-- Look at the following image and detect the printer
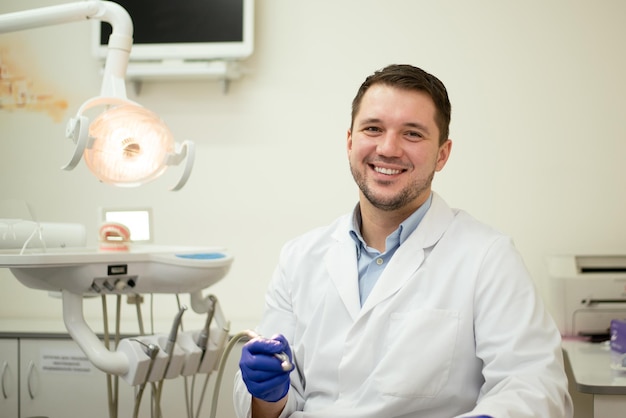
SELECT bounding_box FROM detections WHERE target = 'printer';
[548,254,626,338]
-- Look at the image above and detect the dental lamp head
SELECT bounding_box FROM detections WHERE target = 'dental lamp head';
[63,97,195,191]
[0,1,195,191]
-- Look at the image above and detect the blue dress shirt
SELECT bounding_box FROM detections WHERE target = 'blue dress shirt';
[349,194,433,305]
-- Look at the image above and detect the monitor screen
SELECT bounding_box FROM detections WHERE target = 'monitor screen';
[92,0,254,62]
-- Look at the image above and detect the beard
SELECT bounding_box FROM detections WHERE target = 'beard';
[350,161,435,212]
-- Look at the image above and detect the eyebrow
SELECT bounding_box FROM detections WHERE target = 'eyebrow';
[404,122,431,134]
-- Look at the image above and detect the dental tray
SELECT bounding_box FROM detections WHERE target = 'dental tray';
[0,245,233,294]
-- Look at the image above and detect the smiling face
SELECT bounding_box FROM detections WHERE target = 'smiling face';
[348,84,452,215]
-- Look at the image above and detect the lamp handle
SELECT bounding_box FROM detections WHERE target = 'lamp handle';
[168,140,196,191]
[61,115,89,171]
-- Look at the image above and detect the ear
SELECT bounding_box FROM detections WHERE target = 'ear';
[346,129,353,153]
[435,139,452,172]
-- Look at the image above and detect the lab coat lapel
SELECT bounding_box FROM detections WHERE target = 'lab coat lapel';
[360,193,454,313]
[326,218,362,321]
[359,235,425,313]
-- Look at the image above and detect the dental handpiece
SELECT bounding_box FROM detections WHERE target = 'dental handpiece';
[196,295,217,352]
[273,352,292,372]
[143,343,160,380]
[130,340,160,383]
[245,330,293,372]
[165,305,187,355]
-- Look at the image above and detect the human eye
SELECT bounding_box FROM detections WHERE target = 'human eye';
[362,125,383,135]
[405,130,424,142]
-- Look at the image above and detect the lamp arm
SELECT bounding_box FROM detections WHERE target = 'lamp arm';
[0,1,133,98]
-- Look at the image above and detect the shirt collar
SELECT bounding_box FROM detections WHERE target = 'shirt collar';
[349,193,433,256]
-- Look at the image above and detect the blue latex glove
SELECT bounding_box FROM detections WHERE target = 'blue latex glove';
[240,334,293,402]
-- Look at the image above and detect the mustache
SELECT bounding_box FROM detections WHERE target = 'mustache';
[366,156,412,169]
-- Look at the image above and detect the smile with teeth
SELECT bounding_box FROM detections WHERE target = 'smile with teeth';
[374,166,403,175]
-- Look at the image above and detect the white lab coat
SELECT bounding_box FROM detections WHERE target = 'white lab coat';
[234,193,573,418]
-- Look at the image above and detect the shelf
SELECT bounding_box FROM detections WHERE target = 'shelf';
[122,60,246,94]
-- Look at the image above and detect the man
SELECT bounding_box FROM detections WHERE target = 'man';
[234,64,573,418]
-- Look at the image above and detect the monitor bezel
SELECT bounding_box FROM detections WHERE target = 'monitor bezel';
[91,0,254,62]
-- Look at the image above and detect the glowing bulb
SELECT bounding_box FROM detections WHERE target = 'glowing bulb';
[84,104,174,187]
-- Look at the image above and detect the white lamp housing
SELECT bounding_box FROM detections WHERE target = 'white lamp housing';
[0,1,194,190]
[63,96,195,190]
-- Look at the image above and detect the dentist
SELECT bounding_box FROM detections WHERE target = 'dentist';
[234,64,573,418]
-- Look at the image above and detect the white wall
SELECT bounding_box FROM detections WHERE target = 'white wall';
[1,0,626,335]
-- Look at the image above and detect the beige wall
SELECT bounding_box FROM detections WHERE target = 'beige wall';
[1,0,626,335]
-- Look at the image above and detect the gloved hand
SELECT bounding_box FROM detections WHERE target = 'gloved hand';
[240,333,293,402]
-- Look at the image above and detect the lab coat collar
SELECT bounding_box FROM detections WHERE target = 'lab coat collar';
[327,192,454,320]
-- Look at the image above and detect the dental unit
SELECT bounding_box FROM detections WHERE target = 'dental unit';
[0,2,251,417]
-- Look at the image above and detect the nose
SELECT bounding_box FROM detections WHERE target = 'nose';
[376,132,403,157]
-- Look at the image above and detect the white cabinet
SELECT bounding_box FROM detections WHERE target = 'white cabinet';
[0,339,18,418]
[17,338,183,418]
[19,338,110,418]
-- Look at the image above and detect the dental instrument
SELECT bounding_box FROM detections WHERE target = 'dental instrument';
[245,330,294,372]
[165,305,187,357]
[207,330,294,418]
[196,295,217,357]
[131,341,160,418]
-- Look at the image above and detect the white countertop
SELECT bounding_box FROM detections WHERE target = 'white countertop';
[562,339,626,395]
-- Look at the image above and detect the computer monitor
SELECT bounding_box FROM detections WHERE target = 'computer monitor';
[92,0,254,62]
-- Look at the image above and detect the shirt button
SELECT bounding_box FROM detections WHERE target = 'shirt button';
[376,258,383,265]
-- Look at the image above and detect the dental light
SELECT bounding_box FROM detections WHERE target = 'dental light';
[0,0,194,190]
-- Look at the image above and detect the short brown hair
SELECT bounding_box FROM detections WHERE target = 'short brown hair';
[351,64,451,144]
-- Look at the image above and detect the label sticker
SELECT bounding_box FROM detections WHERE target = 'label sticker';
[40,348,93,374]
